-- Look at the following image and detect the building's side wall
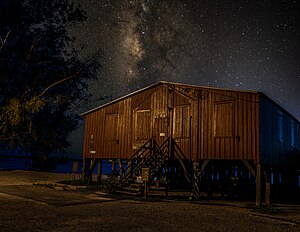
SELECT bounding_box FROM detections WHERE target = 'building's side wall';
[197,89,260,163]
[259,95,300,166]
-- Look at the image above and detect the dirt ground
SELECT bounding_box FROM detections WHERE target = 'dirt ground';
[0,170,299,232]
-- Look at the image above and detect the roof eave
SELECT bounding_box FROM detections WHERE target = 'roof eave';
[81,81,261,117]
[81,82,163,116]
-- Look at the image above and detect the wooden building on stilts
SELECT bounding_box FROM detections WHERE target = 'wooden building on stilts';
[81,81,300,204]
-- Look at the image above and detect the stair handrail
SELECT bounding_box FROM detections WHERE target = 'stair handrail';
[112,138,153,177]
[172,139,200,197]
[172,139,192,184]
[172,139,189,160]
[120,149,153,184]
[144,140,168,173]
[121,138,170,184]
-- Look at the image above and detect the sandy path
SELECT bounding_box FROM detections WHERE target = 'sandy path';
[0,170,69,185]
[0,170,299,232]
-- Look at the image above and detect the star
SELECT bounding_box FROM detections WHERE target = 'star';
[69,0,300,120]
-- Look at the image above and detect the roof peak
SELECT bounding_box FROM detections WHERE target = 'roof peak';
[81,81,261,116]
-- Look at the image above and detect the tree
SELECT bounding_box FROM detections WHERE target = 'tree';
[0,0,100,170]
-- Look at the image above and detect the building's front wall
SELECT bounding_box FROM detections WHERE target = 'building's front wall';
[83,84,194,160]
[83,84,260,164]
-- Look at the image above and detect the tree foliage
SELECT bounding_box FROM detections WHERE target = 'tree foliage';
[0,0,100,169]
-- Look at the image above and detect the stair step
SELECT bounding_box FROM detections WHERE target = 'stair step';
[129,183,142,189]
[123,187,142,192]
[150,186,166,191]
[116,189,141,196]
[117,184,143,196]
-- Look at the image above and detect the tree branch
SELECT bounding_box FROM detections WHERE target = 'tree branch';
[38,70,82,98]
[38,55,98,98]
[0,31,11,50]
[26,33,44,61]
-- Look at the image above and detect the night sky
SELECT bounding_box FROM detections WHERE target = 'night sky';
[69,0,300,120]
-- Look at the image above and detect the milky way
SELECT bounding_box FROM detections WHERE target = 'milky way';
[69,0,300,120]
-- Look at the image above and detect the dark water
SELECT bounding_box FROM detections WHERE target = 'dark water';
[0,157,31,171]
[0,157,113,174]
[1,157,299,187]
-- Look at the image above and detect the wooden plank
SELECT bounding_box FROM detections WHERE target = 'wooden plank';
[208,91,212,158]
[242,96,247,160]
[235,93,240,160]
[251,94,257,160]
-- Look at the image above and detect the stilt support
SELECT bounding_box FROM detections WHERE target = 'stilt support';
[97,160,102,183]
[111,160,115,173]
[256,164,262,206]
[82,158,87,176]
[263,170,270,206]
[118,159,123,177]
[127,160,132,179]
[192,160,209,200]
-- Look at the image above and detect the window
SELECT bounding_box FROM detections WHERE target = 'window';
[291,119,295,147]
[173,105,190,138]
[135,110,151,141]
[213,101,234,137]
[277,111,283,142]
[104,114,118,141]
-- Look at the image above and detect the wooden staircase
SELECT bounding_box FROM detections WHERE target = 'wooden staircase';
[104,138,201,198]
[111,138,169,186]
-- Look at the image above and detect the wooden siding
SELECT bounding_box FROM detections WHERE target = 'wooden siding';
[83,84,193,160]
[259,95,300,166]
[197,89,260,164]
[83,98,133,159]
[83,82,300,167]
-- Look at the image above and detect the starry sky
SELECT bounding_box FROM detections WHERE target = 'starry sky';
[69,0,300,121]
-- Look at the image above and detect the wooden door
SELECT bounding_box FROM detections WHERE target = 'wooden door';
[173,105,191,158]
[153,117,168,146]
[212,100,236,158]
[134,109,151,149]
[103,113,118,157]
